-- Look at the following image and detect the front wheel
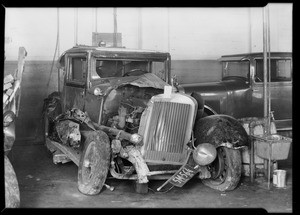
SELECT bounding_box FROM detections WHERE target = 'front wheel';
[78,130,111,195]
[202,147,241,192]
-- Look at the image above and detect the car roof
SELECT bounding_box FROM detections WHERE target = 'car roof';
[218,52,292,61]
[60,45,169,59]
[57,45,170,68]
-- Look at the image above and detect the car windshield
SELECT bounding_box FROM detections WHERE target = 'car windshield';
[91,59,166,81]
[222,61,250,79]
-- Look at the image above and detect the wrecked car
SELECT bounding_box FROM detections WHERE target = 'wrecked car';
[43,45,249,195]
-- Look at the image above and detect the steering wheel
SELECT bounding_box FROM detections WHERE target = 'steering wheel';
[122,69,148,77]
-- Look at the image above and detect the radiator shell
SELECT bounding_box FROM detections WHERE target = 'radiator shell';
[138,93,197,165]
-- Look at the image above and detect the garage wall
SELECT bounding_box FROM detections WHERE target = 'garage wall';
[5,5,292,61]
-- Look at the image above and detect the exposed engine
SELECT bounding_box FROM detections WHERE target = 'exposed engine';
[105,85,163,134]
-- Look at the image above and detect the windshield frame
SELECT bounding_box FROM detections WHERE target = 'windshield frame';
[90,57,168,82]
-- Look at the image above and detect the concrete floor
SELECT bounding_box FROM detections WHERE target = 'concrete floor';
[7,140,292,212]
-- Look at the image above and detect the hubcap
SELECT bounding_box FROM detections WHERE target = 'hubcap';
[82,141,97,182]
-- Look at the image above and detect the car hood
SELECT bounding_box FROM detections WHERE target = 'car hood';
[108,73,169,89]
[89,73,169,96]
[181,78,249,95]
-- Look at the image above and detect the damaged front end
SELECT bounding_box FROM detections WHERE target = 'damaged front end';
[44,74,205,193]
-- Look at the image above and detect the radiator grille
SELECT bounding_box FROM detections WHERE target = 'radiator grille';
[143,101,191,164]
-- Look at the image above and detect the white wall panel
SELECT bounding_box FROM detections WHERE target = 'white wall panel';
[4,5,292,61]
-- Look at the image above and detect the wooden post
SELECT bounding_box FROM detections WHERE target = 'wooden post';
[15,47,27,117]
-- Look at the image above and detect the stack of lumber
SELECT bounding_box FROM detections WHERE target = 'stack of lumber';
[3,74,19,107]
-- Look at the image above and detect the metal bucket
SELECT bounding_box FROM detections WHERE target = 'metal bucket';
[273,170,287,188]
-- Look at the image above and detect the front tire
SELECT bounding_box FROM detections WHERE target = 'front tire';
[78,130,111,195]
[5,155,20,208]
[202,147,241,192]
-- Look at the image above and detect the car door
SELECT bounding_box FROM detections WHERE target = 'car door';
[62,53,87,112]
[251,56,292,130]
[83,58,121,124]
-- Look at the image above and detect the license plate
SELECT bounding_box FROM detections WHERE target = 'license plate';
[169,163,200,187]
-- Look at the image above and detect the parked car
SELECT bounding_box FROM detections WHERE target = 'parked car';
[43,45,249,195]
[181,52,292,134]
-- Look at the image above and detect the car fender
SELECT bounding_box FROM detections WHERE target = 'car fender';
[193,114,250,149]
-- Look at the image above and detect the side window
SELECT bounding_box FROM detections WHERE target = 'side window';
[68,57,86,82]
[255,59,292,82]
[276,60,292,81]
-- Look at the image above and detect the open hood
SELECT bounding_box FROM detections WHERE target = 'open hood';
[93,73,170,91]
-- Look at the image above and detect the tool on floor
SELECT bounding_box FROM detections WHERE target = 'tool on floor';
[104,183,115,191]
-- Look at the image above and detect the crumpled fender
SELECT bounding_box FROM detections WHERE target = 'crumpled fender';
[43,91,62,121]
[193,114,250,149]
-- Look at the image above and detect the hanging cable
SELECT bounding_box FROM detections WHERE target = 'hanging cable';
[46,8,60,97]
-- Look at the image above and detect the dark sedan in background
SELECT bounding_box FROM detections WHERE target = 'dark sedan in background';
[182,52,292,134]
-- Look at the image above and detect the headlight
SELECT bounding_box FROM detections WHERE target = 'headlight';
[93,87,103,96]
[130,133,143,145]
[193,143,217,166]
[3,111,15,127]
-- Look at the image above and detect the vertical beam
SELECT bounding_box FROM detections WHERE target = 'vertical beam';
[74,8,78,46]
[57,8,60,57]
[95,8,98,33]
[138,8,142,49]
[267,5,271,134]
[113,8,117,47]
[248,8,252,53]
[167,8,170,53]
[263,7,268,128]
[57,8,60,92]
[263,4,271,190]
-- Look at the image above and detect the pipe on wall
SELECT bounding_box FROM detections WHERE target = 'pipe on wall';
[113,8,117,47]
[74,8,78,46]
[138,8,142,49]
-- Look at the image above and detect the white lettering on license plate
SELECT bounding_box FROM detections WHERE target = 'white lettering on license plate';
[170,165,198,186]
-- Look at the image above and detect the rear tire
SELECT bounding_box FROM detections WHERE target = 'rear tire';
[5,155,20,208]
[202,147,241,192]
[78,130,111,195]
